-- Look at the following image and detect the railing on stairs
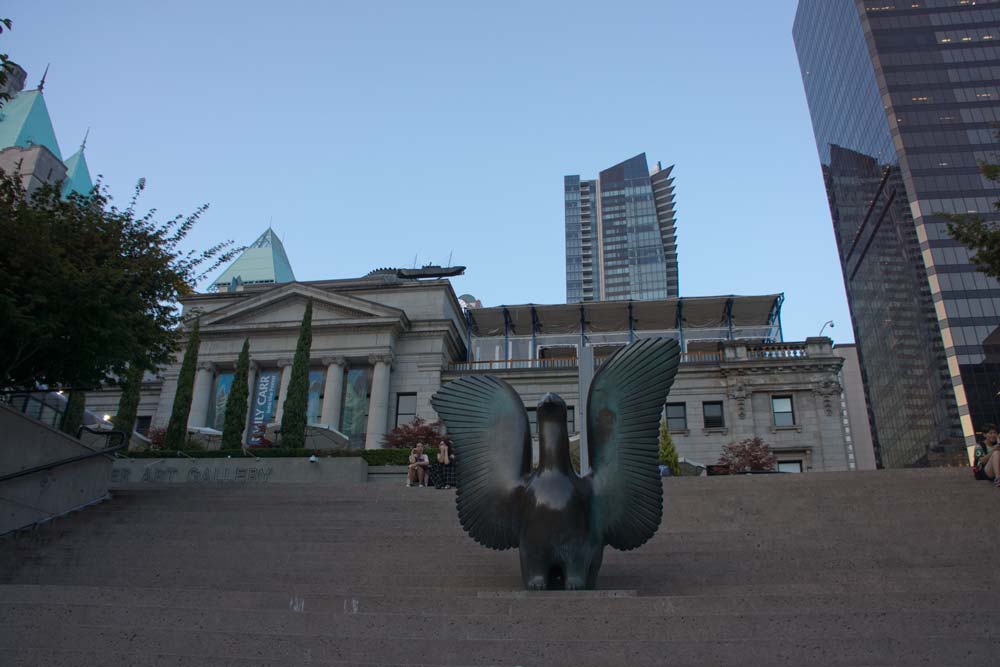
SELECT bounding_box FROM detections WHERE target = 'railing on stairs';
[0,434,126,485]
[0,392,128,484]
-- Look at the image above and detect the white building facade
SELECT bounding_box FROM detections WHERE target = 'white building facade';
[85,273,873,472]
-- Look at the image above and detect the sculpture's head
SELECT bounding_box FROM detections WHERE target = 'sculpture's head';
[537,392,567,420]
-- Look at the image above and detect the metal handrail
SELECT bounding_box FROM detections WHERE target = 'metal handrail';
[77,426,127,448]
[0,441,126,484]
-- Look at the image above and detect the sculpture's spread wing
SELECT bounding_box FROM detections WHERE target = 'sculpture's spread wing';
[588,338,680,551]
[431,375,531,550]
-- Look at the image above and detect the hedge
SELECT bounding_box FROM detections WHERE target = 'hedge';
[121,447,439,467]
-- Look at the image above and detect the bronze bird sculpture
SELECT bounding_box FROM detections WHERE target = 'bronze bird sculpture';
[431,338,680,590]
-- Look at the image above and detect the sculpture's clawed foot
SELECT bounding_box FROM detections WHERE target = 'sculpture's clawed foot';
[526,576,547,591]
[566,577,586,591]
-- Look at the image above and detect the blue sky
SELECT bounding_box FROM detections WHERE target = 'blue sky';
[5,0,851,343]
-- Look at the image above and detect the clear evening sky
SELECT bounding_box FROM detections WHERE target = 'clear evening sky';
[6,0,851,343]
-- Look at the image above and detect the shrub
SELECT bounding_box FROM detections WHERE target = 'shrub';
[717,437,777,474]
[280,301,313,448]
[61,390,86,436]
[658,417,680,476]
[221,338,251,450]
[381,417,451,449]
[112,363,144,446]
[165,319,200,449]
[146,426,167,449]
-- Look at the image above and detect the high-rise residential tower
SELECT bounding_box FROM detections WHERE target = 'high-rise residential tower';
[793,0,1000,467]
[565,153,678,303]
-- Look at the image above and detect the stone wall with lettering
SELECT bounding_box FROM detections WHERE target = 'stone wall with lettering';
[110,457,367,488]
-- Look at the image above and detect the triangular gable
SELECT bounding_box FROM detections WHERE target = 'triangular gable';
[0,90,62,159]
[200,283,405,328]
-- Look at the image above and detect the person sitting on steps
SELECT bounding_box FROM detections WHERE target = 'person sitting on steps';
[407,443,430,487]
[433,439,456,490]
[974,424,1000,486]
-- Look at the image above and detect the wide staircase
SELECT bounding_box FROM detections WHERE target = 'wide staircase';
[0,468,997,665]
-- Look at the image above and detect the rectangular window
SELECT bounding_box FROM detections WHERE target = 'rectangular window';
[778,460,803,474]
[395,393,417,428]
[666,403,687,431]
[703,401,725,429]
[526,407,538,436]
[772,396,795,427]
[135,416,152,436]
[567,406,576,434]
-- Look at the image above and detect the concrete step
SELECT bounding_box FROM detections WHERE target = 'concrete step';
[7,584,1000,616]
[3,565,994,601]
[2,624,997,666]
[4,601,999,641]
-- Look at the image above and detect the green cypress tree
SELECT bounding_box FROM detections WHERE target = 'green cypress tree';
[280,301,313,448]
[112,363,144,447]
[222,338,251,450]
[165,319,200,450]
[61,390,86,437]
[658,416,680,476]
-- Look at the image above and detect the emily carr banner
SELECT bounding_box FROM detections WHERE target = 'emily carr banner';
[249,370,280,445]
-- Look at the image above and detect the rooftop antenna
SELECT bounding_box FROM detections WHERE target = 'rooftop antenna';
[447,250,453,267]
[412,253,418,268]
[38,64,49,92]
[80,127,90,151]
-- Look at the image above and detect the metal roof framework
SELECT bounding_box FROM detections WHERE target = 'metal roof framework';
[467,294,784,336]
[464,294,785,362]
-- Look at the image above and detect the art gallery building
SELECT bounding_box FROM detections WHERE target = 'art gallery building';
[84,232,875,473]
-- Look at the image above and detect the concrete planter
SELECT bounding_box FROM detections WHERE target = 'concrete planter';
[110,456,367,487]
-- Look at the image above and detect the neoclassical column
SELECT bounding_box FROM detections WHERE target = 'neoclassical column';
[364,353,394,450]
[187,362,215,429]
[273,359,294,424]
[320,356,347,429]
[241,362,259,444]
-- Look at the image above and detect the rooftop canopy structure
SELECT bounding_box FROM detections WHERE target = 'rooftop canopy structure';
[462,294,784,363]
[212,228,296,291]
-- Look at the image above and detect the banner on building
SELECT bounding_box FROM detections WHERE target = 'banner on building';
[307,369,324,424]
[209,373,235,431]
[249,370,280,445]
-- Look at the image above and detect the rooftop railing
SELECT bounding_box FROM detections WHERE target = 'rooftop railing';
[745,343,809,360]
[446,342,813,373]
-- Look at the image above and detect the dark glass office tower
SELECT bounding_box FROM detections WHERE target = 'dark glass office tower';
[565,153,678,303]
[794,0,1000,467]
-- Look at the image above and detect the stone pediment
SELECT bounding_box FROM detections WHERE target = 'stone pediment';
[201,283,405,328]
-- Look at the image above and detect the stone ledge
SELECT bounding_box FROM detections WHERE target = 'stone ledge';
[477,589,637,599]
[110,456,368,487]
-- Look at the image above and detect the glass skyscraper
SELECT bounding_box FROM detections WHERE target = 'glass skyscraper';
[565,153,678,303]
[794,0,1000,467]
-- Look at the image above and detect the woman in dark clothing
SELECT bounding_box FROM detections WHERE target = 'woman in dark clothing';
[974,424,1000,485]
[434,440,457,489]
